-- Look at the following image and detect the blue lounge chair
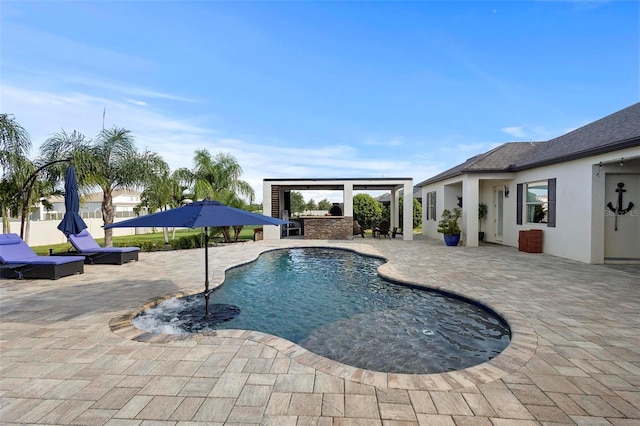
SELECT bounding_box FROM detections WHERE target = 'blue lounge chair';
[68,230,139,265]
[0,233,84,280]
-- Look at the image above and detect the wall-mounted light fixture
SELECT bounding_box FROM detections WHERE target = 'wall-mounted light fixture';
[504,185,510,198]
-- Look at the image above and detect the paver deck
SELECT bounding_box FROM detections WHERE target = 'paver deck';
[1,235,638,425]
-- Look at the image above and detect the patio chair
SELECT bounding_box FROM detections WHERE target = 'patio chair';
[392,227,403,238]
[353,220,365,238]
[378,221,391,239]
[282,210,302,237]
[371,221,380,239]
[0,233,84,280]
[67,230,139,265]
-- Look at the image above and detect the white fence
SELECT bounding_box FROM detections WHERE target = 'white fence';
[41,210,138,221]
[8,218,152,248]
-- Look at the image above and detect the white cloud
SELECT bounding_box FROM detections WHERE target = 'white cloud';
[501,126,526,138]
[1,85,208,151]
[455,142,488,153]
[362,137,404,147]
[126,99,149,107]
[70,76,199,103]
[2,83,437,204]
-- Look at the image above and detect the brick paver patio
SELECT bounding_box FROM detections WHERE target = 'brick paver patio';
[1,235,639,425]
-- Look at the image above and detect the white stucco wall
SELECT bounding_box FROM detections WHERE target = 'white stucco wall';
[419,146,640,263]
[477,176,514,245]
[514,162,592,262]
[420,176,463,241]
[591,148,640,263]
[15,218,146,248]
[421,173,514,246]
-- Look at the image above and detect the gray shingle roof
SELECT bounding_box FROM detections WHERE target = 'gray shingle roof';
[465,142,544,171]
[517,102,640,169]
[416,142,543,186]
[417,102,640,187]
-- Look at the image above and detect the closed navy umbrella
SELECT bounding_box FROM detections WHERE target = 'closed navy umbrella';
[57,165,87,237]
[104,200,289,314]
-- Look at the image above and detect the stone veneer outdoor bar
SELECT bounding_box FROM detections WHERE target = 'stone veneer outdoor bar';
[301,216,352,239]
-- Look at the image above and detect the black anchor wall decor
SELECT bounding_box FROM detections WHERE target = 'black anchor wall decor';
[606,182,635,231]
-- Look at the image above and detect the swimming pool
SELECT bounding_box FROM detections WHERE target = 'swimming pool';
[133,247,510,374]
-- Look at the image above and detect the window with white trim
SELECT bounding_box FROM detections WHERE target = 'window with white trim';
[517,179,556,227]
[526,180,548,223]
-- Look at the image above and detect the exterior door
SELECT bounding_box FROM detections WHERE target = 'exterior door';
[604,174,640,262]
[494,187,504,241]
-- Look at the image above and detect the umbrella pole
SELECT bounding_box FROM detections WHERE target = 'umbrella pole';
[204,227,210,316]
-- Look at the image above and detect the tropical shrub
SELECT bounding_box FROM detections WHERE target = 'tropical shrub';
[353,193,383,229]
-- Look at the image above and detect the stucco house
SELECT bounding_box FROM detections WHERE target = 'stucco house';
[417,102,640,264]
[40,189,142,220]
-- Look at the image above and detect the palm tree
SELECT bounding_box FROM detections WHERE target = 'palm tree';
[19,160,62,240]
[0,114,32,233]
[178,149,255,242]
[137,170,189,243]
[1,114,31,167]
[39,127,168,247]
[188,150,254,202]
[0,157,35,234]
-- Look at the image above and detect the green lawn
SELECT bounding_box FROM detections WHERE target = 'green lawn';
[33,227,258,256]
[32,225,420,255]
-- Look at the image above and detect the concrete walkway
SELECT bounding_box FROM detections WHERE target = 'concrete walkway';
[1,236,639,425]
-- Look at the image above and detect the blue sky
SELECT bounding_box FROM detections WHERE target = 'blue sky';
[1,1,638,203]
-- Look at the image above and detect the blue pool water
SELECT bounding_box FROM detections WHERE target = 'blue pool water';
[134,247,510,374]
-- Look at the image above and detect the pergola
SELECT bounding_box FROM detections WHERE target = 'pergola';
[262,177,414,241]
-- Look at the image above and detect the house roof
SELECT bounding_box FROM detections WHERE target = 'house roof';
[417,102,640,187]
[416,142,543,186]
[517,102,640,169]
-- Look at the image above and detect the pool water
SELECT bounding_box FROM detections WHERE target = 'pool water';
[134,247,510,374]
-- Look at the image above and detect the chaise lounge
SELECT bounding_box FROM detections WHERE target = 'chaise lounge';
[0,233,84,280]
[68,230,139,265]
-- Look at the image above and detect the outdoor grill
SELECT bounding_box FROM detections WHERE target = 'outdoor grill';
[329,204,343,216]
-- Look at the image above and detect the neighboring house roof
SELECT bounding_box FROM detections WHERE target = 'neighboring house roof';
[376,187,423,204]
[417,102,640,187]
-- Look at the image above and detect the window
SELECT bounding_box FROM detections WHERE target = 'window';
[426,191,436,221]
[517,178,556,227]
[526,181,548,223]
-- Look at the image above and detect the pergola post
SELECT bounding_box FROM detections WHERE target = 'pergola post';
[403,181,413,241]
[343,183,354,217]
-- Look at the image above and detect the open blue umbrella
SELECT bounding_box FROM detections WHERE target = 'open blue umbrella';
[57,164,87,237]
[104,200,289,314]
